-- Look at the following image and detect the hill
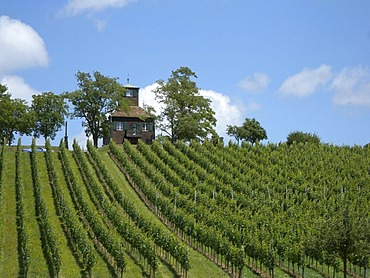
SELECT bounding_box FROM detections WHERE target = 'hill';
[0,139,369,278]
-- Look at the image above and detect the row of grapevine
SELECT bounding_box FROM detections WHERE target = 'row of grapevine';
[71,140,157,276]
[29,139,61,277]
[181,140,370,278]
[0,141,4,202]
[137,139,277,276]
[146,140,256,231]
[44,140,96,275]
[179,140,311,275]
[109,140,245,277]
[124,137,370,278]
[136,140,251,248]
[152,140,235,203]
[58,140,127,277]
[15,139,30,277]
[85,140,190,275]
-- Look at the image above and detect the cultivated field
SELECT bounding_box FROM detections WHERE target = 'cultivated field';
[0,139,369,278]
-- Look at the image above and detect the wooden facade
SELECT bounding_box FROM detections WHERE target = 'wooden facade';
[104,82,155,145]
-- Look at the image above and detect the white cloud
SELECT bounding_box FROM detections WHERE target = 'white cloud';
[0,16,48,74]
[71,130,92,150]
[200,89,244,138]
[139,83,245,141]
[331,66,370,107]
[139,83,160,111]
[0,75,39,104]
[239,72,270,92]
[279,65,333,97]
[60,0,137,16]
[244,101,261,112]
[94,19,107,32]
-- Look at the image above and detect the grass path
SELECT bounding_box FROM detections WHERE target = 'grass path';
[0,150,18,277]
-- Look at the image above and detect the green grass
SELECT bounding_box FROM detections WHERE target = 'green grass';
[20,152,49,277]
[76,149,164,277]
[0,144,341,278]
[36,152,81,277]
[51,151,113,278]
[0,151,18,277]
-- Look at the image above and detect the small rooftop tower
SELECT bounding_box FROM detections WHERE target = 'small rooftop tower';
[124,77,139,106]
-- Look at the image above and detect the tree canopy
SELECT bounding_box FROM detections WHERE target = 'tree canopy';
[315,196,370,278]
[153,66,217,143]
[0,85,34,145]
[31,92,68,141]
[286,131,320,146]
[227,117,267,145]
[65,71,129,147]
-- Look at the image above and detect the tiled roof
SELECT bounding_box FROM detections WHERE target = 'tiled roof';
[111,106,151,118]
[124,83,139,89]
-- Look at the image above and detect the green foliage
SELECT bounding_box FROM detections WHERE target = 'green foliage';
[286,131,320,146]
[65,71,129,147]
[316,196,370,277]
[31,92,68,141]
[153,66,217,143]
[87,140,189,272]
[15,138,30,277]
[227,118,267,145]
[0,84,9,96]
[226,125,242,144]
[0,87,33,145]
[114,139,370,277]
[30,138,61,277]
[45,140,96,274]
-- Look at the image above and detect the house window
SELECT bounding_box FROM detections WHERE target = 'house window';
[126,89,133,97]
[132,123,137,135]
[114,122,124,131]
[142,123,149,131]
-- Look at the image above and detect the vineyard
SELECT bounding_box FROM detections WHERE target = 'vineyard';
[0,138,369,278]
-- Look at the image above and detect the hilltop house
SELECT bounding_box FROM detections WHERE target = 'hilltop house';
[103,81,155,145]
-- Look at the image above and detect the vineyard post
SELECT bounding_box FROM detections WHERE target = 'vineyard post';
[174,192,177,210]
[120,244,124,278]
[155,191,158,215]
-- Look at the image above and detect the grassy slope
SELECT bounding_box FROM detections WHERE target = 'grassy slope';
[36,152,81,277]
[51,151,112,278]
[20,152,49,277]
[76,149,158,278]
[0,150,18,277]
[98,148,230,278]
[0,145,330,278]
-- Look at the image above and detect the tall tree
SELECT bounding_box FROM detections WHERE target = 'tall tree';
[0,85,34,145]
[286,131,320,146]
[65,71,129,147]
[226,125,243,145]
[31,92,68,141]
[241,118,267,145]
[153,66,217,143]
[227,118,267,145]
[318,198,370,278]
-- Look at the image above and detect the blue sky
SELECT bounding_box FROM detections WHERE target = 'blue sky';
[1,0,370,146]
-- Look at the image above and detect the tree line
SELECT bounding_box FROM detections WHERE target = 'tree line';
[1,67,323,147]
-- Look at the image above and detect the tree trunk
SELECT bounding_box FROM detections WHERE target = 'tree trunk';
[343,256,347,278]
[93,135,98,148]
